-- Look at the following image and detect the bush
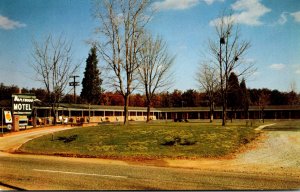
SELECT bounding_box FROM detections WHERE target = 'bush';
[180,137,197,145]
[57,135,78,143]
[161,135,176,146]
[161,132,197,146]
[80,117,85,123]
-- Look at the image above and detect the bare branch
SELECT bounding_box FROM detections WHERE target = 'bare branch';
[30,34,80,104]
[93,0,152,124]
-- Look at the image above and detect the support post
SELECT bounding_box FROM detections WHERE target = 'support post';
[1,108,3,135]
[88,104,91,123]
[33,108,37,128]
[12,115,19,132]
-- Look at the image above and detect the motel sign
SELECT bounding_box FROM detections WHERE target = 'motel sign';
[12,94,36,115]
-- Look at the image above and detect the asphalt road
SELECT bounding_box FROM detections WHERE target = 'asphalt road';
[2,152,300,190]
[1,127,300,190]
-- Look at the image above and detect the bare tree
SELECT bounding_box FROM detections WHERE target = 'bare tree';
[209,12,254,126]
[31,34,80,124]
[93,0,152,124]
[196,63,219,123]
[290,80,297,93]
[288,79,298,105]
[138,34,174,122]
[258,91,270,123]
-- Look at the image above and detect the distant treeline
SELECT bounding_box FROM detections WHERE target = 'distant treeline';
[0,83,299,108]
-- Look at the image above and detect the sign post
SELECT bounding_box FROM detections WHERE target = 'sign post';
[1,108,3,135]
[12,115,19,132]
[3,110,12,131]
[11,94,36,131]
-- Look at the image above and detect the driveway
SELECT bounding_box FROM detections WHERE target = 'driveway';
[165,124,300,178]
[0,127,76,152]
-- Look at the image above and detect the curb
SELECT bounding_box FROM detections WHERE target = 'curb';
[0,182,25,191]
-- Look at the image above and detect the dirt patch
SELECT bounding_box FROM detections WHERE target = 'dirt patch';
[230,131,267,157]
[163,129,300,178]
[233,131,300,168]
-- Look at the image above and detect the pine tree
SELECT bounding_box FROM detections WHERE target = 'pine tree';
[240,78,249,119]
[227,72,242,122]
[81,46,102,104]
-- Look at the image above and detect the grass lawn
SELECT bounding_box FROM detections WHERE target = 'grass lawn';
[263,120,300,131]
[19,120,263,159]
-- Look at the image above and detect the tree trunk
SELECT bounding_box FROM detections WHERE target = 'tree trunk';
[209,101,214,123]
[32,108,37,128]
[230,107,233,123]
[51,104,57,125]
[123,95,129,125]
[262,108,265,123]
[223,76,228,126]
[146,100,151,123]
[222,99,227,126]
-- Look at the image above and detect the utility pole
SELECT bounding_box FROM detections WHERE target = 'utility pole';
[69,75,80,103]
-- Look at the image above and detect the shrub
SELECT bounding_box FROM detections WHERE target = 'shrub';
[180,137,197,145]
[161,132,197,146]
[161,135,176,146]
[80,117,85,123]
[57,135,78,143]
[69,118,74,123]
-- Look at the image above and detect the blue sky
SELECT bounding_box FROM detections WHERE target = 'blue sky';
[0,0,299,94]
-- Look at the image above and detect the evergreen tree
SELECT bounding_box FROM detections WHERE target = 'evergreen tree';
[81,46,102,104]
[227,72,242,121]
[240,78,249,119]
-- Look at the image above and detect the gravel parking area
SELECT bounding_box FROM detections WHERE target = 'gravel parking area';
[166,123,300,179]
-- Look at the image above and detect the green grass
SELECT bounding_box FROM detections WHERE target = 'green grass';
[19,120,261,159]
[263,120,300,131]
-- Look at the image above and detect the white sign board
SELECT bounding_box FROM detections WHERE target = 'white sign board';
[4,111,12,123]
[12,94,36,115]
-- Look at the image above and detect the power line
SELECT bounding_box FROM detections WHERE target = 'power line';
[69,75,80,103]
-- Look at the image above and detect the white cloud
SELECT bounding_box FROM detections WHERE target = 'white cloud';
[269,12,289,26]
[269,63,286,71]
[270,11,300,26]
[209,15,234,26]
[231,0,271,26]
[202,0,224,5]
[151,0,224,11]
[253,71,260,77]
[292,64,300,74]
[152,0,199,11]
[0,15,26,30]
[243,58,256,65]
[291,11,300,23]
[210,0,271,26]
[277,12,288,25]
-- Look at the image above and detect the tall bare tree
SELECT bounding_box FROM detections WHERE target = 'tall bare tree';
[259,91,270,123]
[138,34,174,122]
[93,0,152,124]
[209,12,254,126]
[31,34,80,124]
[288,80,298,106]
[196,63,219,123]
